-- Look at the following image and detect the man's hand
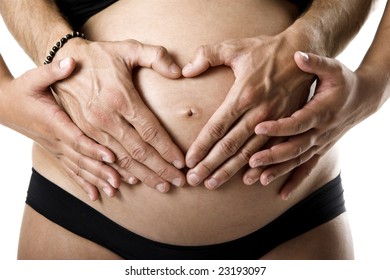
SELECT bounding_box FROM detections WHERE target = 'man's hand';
[182,35,313,189]
[52,39,186,193]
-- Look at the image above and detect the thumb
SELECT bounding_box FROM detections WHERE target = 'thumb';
[24,58,76,91]
[182,44,226,78]
[294,51,340,80]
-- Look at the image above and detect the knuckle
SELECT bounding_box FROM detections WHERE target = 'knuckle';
[117,154,134,169]
[219,168,233,181]
[88,107,105,126]
[265,148,276,163]
[207,123,226,141]
[154,46,169,61]
[130,146,148,162]
[140,125,159,143]
[71,133,85,152]
[239,147,253,163]
[293,145,303,157]
[195,45,208,58]
[239,86,258,109]
[219,138,240,156]
[74,164,82,177]
[199,162,213,175]
[296,156,303,167]
[75,155,84,170]
[109,91,127,111]
[155,166,170,179]
[93,110,110,126]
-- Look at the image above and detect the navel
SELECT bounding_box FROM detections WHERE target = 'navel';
[187,109,194,117]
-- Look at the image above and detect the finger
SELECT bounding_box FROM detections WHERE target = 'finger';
[187,120,268,187]
[242,167,263,186]
[259,146,318,186]
[254,103,320,137]
[62,157,117,199]
[61,141,121,189]
[279,155,321,200]
[133,43,181,78]
[83,112,173,192]
[121,86,185,170]
[249,132,315,168]
[182,43,231,77]
[97,131,173,192]
[109,116,185,187]
[185,82,249,168]
[54,110,116,164]
[294,51,342,80]
[63,164,99,201]
[201,134,268,189]
[24,58,76,91]
[109,163,138,185]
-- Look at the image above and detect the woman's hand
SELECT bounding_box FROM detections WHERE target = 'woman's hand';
[248,51,381,199]
[0,58,120,201]
[52,39,186,193]
[182,34,314,189]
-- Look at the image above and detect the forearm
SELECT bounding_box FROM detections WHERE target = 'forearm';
[283,0,373,56]
[0,0,79,64]
[0,55,14,126]
[357,1,390,110]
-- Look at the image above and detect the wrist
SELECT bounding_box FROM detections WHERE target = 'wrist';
[0,81,14,126]
[43,31,88,64]
[281,18,330,57]
[43,32,86,64]
[355,65,390,113]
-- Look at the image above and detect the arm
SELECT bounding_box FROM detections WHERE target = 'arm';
[0,55,120,200]
[250,1,390,199]
[0,0,186,192]
[182,0,373,189]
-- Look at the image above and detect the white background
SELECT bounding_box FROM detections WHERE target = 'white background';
[0,1,389,278]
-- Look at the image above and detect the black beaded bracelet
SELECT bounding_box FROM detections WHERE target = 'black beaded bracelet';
[43,31,86,64]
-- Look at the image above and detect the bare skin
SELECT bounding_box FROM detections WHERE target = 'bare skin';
[250,1,390,198]
[17,0,352,259]
[0,0,372,199]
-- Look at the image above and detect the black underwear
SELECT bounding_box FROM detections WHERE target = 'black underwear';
[26,169,345,260]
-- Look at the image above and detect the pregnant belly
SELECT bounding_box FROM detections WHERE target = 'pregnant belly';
[83,0,300,157]
[33,0,339,246]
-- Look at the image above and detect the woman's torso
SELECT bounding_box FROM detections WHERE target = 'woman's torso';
[32,0,340,246]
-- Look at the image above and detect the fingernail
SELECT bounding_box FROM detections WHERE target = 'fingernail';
[88,192,95,201]
[170,64,181,74]
[102,154,113,163]
[156,183,166,193]
[172,178,182,187]
[255,126,267,135]
[107,176,116,188]
[59,57,71,70]
[182,63,192,73]
[173,160,184,169]
[265,175,274,185]
[282,192,292,201]
[188,173,200,185]
[298,51,310,63]
[128,177,138,185]
[246,177,254,185]
[103,187,112,197]
[251,160,263,168]
[207,178,218,189]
